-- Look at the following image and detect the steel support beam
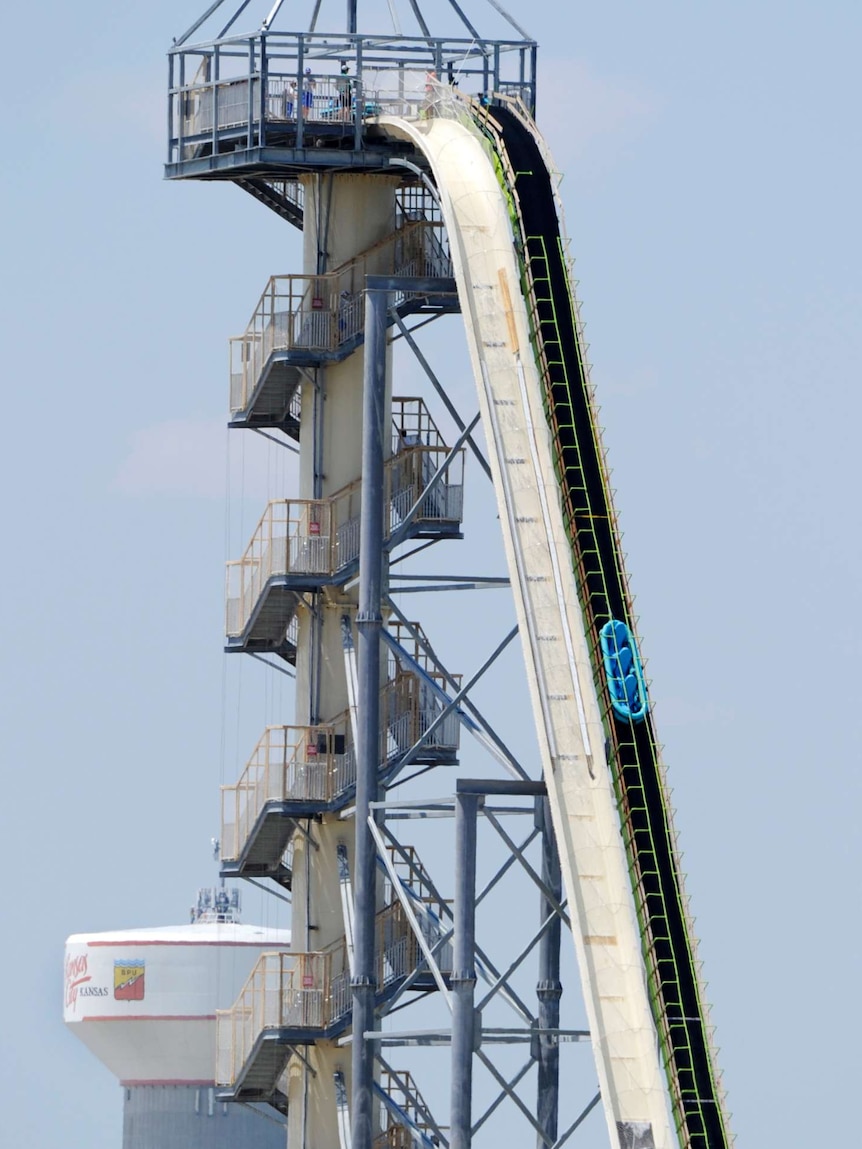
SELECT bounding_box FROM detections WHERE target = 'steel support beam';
[372,823,532,1024]
[484,809,571,927]
[351,283,388,1149]
[536,797,563,1148]
[383,602,528,779]
[450,792,479,1149]
[386,410,480,551]
[554,1093,602,1149]
[368,817,452,1004]
[368,274,457,295]
[375,1056,449,1147]
[391,313,493,480]
[382,620,528,781]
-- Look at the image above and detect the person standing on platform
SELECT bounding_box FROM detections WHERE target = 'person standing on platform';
[336,60,353,122]
[302,67,315,118]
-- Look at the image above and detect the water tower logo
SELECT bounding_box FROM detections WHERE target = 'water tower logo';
[114,960,146,1001]
[65,952,91,1010]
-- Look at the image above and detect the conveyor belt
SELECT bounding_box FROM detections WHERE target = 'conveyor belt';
[479,102,732,1149]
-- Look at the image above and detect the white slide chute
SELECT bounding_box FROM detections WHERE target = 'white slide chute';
[378,108,675,1149]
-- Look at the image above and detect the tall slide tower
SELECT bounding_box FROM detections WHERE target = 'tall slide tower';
[165,3,734,1148]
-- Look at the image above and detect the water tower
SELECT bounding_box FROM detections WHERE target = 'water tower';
[64,887,290,1148]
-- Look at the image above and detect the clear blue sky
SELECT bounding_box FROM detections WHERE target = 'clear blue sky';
[2,1,860,1146]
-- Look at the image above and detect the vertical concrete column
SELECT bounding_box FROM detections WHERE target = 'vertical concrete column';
[450,792,479,1149]
[284,174,398,1149]
[350,284,387,1149]
[536,796,562,1147]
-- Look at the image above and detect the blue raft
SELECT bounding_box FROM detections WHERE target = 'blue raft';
[599,619,649,723]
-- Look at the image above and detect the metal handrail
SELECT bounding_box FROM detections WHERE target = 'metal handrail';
[221,671,461,864]
[167,31,537,165]
[229,221,451,414]
[216,901,452,1087]
[225,447,464,638]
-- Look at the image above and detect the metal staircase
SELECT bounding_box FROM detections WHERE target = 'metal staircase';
[224,434,465,659]
[220,660,463,885]
[229,221,456,435]
[237,176,305,228]
[374,1069,444,1148]
[216,901,454,1109]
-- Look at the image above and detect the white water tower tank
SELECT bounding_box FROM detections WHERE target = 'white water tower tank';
[64,888,290,1148]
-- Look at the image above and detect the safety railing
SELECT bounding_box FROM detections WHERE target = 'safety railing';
[396,181,444,229]
[392,397,449,453]
[386,845,450,924]
[220,721,348,863]
[176,71,422,145]
[387,444,465,533]
[225,447,464,638]
[229,365,302,428]
[228,221,451,414]
[215,950,333,1088]
[374,1130,413,1149]
[224,500,322,638]
[389,620,457,681]
[382,670,460,763]
[252,176,305,215]
[376,1069,444,1149]
[217,902,448,1087]
[167,32,537,166]
[221,673,461,864]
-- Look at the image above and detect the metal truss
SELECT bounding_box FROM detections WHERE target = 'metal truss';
[356,783,597,1149]
[174,0,534,50]
[211,196,601,1149]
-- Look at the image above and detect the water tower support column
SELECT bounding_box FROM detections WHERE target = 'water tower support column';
[351,280,388,1149]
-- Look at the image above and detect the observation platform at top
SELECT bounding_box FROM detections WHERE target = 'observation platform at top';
[165,29,537,183]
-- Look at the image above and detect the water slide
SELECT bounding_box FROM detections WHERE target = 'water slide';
[378,96,732,1149]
